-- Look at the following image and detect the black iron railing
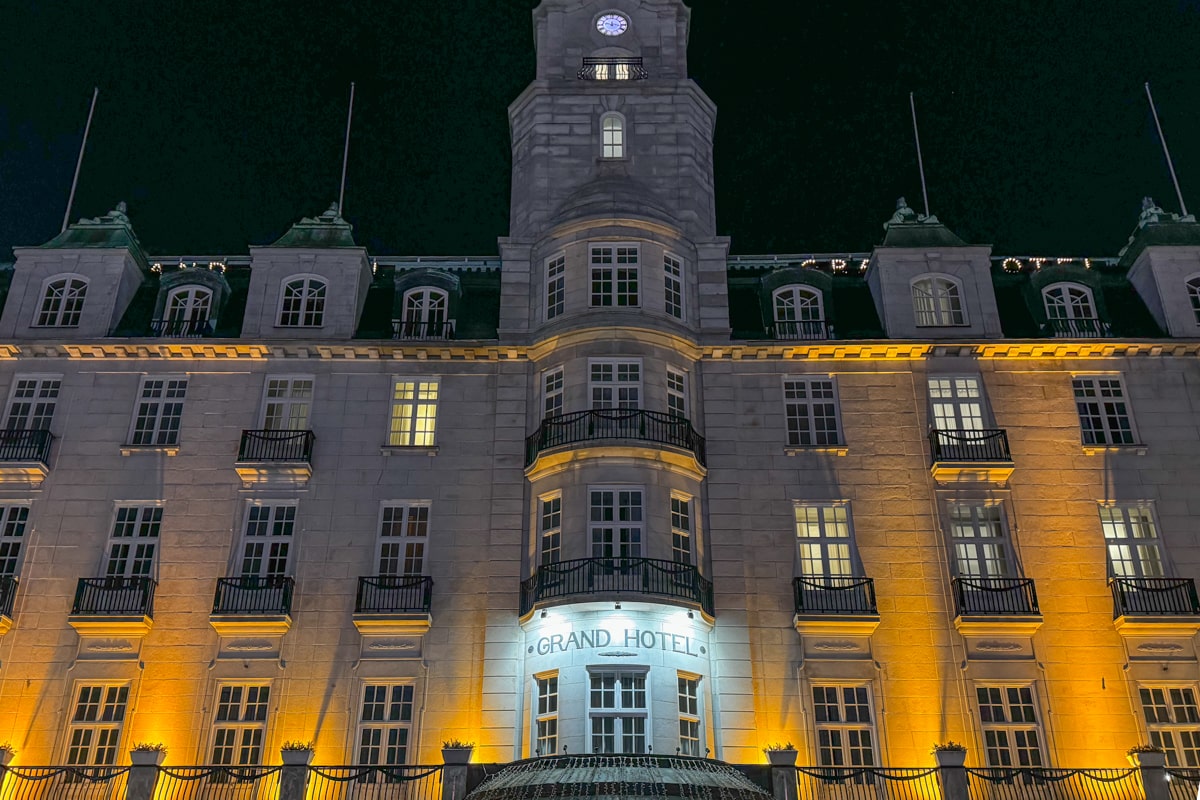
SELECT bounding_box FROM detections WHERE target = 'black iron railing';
[356,575,434,613]
[928,428,1012,463]
[793,576,878,615]
[520,557,713,617]
[578,57,649,80]
[212,576,295,616]
[953,577,1040,616]
[525,409,706,467]
[1043,317,1112,338]
[238,430,315,462]
[0,428,53,463]
[768,320,832,340]
[71,576,156,617]
[1110,577,1200,617]
[0,575,16,619]
[149,318,214,337]
[391,319,455,340]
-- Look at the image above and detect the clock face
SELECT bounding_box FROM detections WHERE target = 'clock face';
[596,13,628,36]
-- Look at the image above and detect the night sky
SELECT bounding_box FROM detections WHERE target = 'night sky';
[2,1,1199,261]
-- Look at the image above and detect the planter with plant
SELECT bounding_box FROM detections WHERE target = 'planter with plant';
[442,740,475,765]
[129,743,167,766]
[0,743,14,768]
[763,743,798,766]
[1126,744,1166,768]
[932,742,967,767]
[280,741,315,766]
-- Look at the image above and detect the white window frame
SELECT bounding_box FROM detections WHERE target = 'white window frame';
[911,274,967,327]
[947,502,1013,579]
[810,684,878,767]
[601,112,625,159]
[35,274,88,328]
[975,685,1046,767]
[1138,685,1200,767]
[546,254,566,321]
[538,492,562,566]
[589,359,641,409]
[794,503,856,579]
[209,683,271,766]
[357,683,416,768]
[666,367,688,419]
[1072,375,1136,446]
[534,672,559,757]
[677,673,703,757]
[376,502,431,577]
[164,285,214,325]
[782,376,842,447]
[128,375,188,446]
[1186,274,1200,326]
[399,288,450,336]
[1042,282,1097,321]
[542,367,564,419]
[276,275,326,328]
[0,504,30,579]
[388,378,440,447]
[589,486,643,559]
[4,374,62,431]
[1099,503,1166,579]
[589,245,639,308]
[927,376,986,432]
[671,493,693,565]
[773,285,826,337]
[238,502,297,580]
[259,375,314,431]
[588,668,649,754]
[664,253,683,319]
[64,683,129,767]
[104,505,162,580]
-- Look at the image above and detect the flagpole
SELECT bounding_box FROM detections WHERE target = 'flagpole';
[338,82,356,216]
[909,92,930,218]
[1144,82,1189,217]
[62,87,99,232]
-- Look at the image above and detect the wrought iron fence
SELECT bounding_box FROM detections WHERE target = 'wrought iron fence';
[0,575,16,619]
[212,576,295,616]
[928,429,1012,463]
[1167,768,1200,800]
[390,320,454,340]
[1110,577,1200,616]
[953,577,1040,616]
[237,430,315,462]
[578,56,648,80]
[1043,317,1112,338]
[0,765,129,799]
[794,576,878,615]
[153,766,281,799]
[966,767,1142,800]
[520,557,714,617]
[525,409,706,467]
[149,318,214,337]
[356,576,434,613]
[0,429,53,464]
[71,576,156,616]
[768,320,833,340]
[795,767,941,800]
[306,765,444,800]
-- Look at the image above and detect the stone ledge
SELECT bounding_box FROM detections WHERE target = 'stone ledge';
[352,613,433,637]
[0,462,50,487]
[930,460,1015,485]
[954,615,1043,637]
[67,615,153,638]
[793,614,880,637]
[209,614,292,638]
[233,462,313,488]
[1114,615,1200,637]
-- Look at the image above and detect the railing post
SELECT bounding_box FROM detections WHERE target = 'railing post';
[0,749,12,797]
[1129,751,1169,800]
[766,750,798,800]
[442,757,469,800]
[279,749,313,800]
[934,749,968,800]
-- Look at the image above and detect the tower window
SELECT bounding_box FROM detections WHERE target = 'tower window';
[601,114,625,159]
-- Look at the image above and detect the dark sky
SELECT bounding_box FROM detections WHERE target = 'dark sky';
[2,1,1199,261]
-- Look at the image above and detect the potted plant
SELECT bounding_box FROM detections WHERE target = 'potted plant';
[280,741,315,766]
[442,740,475,765]
[130,742,167,767]
[1126,744,1166,768]
[0,743,15,768]
[763,742,798,766]
[932,741,967,767]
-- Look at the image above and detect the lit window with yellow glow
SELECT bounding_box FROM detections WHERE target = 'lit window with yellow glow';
[1139,686,1200,767]
[811,685,876,766]
[65,684,128,769]
[358,684,414,768]
[210,684,270,766]
[389,380,439,447]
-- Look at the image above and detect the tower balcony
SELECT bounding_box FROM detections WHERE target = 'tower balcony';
[578,57,648,81]
[927,428,1014,485]
[0,428,53,486]
[520,557,713,619]
[353,575,434,637]
[0,576,16,635]
[210,576,294,637]
[67,576,156,637]
[234,429,315,488]
[525,409,706,474]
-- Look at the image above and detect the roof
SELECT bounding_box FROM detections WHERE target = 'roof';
[879,198,968,248]
[270,202,359,248]
[1116,198,1200,268]
[37,202,149,267]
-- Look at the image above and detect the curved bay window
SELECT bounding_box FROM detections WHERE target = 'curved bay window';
[157,286,213,337]
[396,288,452,340]
[278,276,326,328]
[772,285,827,339]
[35,276,88,327]
[1043,282,1106,337]
[911,275,966,327]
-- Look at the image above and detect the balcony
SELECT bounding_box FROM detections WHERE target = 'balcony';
[1110,577,1200,636]
[0,428,53,486]
[0,576,16,635]
[927,428,1014,485]
[234,429,315,488]
[149,317,214,337]
[793,576,880,637]
[210,576,294,637]
[952,577,1042,636]
[353,575,435,637]
[578,56,648,81]
[525,409,706,474]
[520,557,714,619]
[391,319,454,340]
[1043,317,1112,338]
[67,577,156,637]
[767,320,833,340]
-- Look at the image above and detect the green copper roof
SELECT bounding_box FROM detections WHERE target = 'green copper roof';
[271,202,358,248]
[1116,198,1200,267]
[39,202,148,265]
[879,197,967,248]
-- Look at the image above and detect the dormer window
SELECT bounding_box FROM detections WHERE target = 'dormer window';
[278,276,326,328]
[155,286,213,337]
[601,113,625,159]
[35,276,87,328]
[396,288,452,340]
[911,275,966,327]
[772,286,827,339]
[1042,282,1106,337]
[1186,275,1200,325]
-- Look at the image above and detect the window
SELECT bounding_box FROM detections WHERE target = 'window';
[590,488,643,559]
[601,113,624,158]
[539,494,562,566]
[239,504,295,580]
[1043,282,1102,336]
[811,685,877,767]
[260,376,313,431]
[794,504,854,578]
[4,376,61,430]
[534,674,559,756]
[1100,504,1165,579]
[546,255,566,320]
[399,288,449,336]
[911,275,966,327]
[671,495,693,565]
[1072,376,1135,445]
[678,674,702,756]
[211,684,270,766]
[164,286,213,331]
[358,684,415,767]
[590,245,638,307]
[664,254,683,319]
[782,377,841,447]
[105,506,161,579]
[377,503,430,577]
[590,360,640,409]
[36,276,87,327]
[666,367,687,419]
[0,506,30,579]
[65,685,128,767]
[928,377,984,432]
[1139,686,1200,767]
[278,276,326,327]
[129,377,188,446]
[543,368,564,419]
[589,670,648,753]
[976,686,1045,767]
[948,504,1011,578]
[389,380,439,446]
[1187,276,1200,325]
[772,286,825,338]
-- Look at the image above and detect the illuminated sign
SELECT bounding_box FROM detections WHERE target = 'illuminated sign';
[531,627,704,657]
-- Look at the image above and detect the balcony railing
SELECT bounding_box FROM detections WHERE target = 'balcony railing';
[212,576,295,616]
[578,57,648,81]
[953,577,1040,616]
[767,320,832,340]
[1110,577,1200,617]
[1,575,16,619]
[0,428,53,464]
[1043,317,1112,338]
[71,577,157,617]
[525,409,706,467]
[520,557,714,617]
[391,319,455,340]
[356,575,434,613]
[793,576,878,615]
[928,428,1012,463]
[238,430,315,462]
[149,317,214,337]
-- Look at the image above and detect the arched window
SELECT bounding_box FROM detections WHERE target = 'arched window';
[398,288,450,339]
[1186,275,1200,325]
[911,275,966,327]
[1042,282,1102,337]
[35,276,88,327]
[772,286,826,339]
[161,286,213,336]
[278,276,326,327]
[601,113,624,159]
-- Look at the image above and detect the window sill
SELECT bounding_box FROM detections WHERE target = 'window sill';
[381,445,439,457]
[1082,444,1147,456]
[784,446,848,456]
[121,445,180,456]
[273,325,325,330]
